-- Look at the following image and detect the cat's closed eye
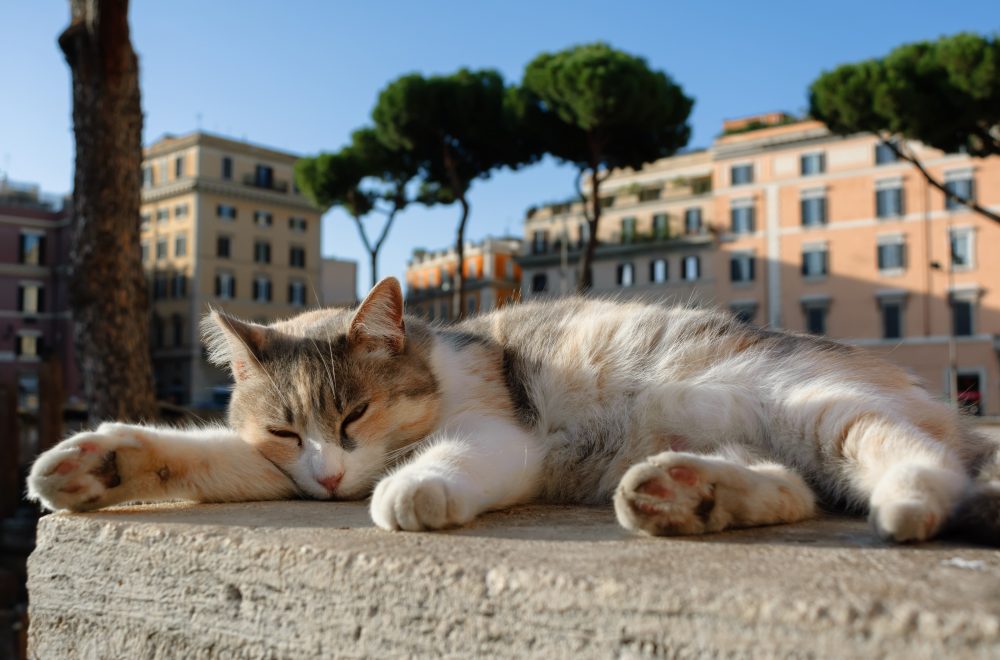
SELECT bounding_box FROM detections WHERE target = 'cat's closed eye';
[341,403,369,440]
[268,428,303,447]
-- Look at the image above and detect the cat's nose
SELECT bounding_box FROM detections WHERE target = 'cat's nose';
[318,473,343,494]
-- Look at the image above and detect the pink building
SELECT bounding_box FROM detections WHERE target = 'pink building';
[0,179,81,413]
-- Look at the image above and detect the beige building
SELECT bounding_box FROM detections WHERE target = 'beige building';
[140,132,322,406]
[518,150,715,304]
[518,117,1000,415]
[320,257,358,307]
[405,237,523,321]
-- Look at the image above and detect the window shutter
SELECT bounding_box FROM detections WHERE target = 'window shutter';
[39,236,46,265]
[877,245,886,269]
[730,258,738,281]
[214,276,221,296]
[748,257,755,281]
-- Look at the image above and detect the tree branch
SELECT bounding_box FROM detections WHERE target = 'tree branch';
[882,137,1000,224]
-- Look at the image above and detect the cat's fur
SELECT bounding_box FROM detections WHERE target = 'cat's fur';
[28,278,1000,544]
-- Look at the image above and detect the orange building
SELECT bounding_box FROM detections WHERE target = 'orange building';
[405,238,522,321]
[518,117,1000,415]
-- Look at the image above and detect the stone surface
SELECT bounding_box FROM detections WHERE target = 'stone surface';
[27,501,1000,659]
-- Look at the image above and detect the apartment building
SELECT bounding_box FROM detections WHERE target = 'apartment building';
[517,116,1000,415]
[141,132,322,406]
[0,179,81,413]
[320,257,359,307]
[518,150,716,304]
[405,237,523,321]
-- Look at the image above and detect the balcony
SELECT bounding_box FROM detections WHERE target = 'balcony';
[241,173,289,194]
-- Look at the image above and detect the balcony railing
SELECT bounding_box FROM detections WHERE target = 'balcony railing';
[241,174,290,193]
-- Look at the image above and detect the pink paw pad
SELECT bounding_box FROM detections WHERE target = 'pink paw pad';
[637,479,674,499]
[667,466,699,487]
[53,460,77,476]
[78,442,99,453]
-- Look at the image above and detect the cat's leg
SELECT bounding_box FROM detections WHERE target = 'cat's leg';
[28,422,297,512]
[614,451,816,536]
[834,414,969,543]
[370,413,542,531]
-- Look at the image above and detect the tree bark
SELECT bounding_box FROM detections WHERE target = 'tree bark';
[452,196,470,321]
[577,168,602,293]
[60,0,157,423]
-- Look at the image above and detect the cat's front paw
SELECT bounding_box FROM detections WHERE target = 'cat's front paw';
[370,469,474,532]
[27,424,151,512]
[614,452,719,536]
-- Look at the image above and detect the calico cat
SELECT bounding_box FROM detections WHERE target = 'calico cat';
[28,278,1000,544]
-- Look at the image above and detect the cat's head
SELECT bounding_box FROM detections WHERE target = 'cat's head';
[202,278,440,500]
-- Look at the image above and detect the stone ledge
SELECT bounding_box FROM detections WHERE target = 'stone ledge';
[27,502,1000,658]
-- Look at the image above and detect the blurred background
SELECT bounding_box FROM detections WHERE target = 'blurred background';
[1,1,998,656]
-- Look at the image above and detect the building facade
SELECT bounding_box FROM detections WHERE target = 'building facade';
[0,179,81,413]
[320,257,358,307]
[405,238,523,321]
[517,117,1000,415]
[140,132,322,406]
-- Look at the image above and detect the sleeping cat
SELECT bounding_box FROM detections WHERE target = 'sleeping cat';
[27,277,1000,544]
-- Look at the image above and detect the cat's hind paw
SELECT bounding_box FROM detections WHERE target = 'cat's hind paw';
[614,453,719,536]
[27,425,148,512]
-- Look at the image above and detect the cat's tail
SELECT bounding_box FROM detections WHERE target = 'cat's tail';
[944,428,1000,546]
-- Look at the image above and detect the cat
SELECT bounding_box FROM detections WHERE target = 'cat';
[27,277,1000,544]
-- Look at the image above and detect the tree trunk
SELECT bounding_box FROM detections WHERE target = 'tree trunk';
[452,196,470,321]
[59,0,157,423]
[578,168,602,293]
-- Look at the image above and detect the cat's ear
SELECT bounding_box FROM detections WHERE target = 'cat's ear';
[349,277,405,354]
[202,311,271,382]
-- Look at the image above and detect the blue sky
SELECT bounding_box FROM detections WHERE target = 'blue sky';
[3,1,997,297]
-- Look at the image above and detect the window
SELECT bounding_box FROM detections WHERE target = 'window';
[217,236,231,258]
[952,298,974,337]
[19,232,45,265]
[800,153,825,176]
[801,245,828,278]
[531,230,548,254]
[731,302,758,324]
[576,222,589,248]
[639,188,661,202]
[800,191,827,227]
[172,314,184,347]
[156,239,168,260]
[950,228,974,269]
[288,280,306,306]
[156,208,169,223]
[174,156,185,178]
[289,246,306,268]
[254,241,271,264]
[467,297,477,315]
[222,156,233,180]
[875,142,898,165]
[253,276,272,303]
[531,273,547,293]
[18,373,39,412]
[175,234,187,257]
[684,208,702,235]
[682,255,700,281]
[254,164,274,189]
[140,213,151,230]
[804,304,828,335]
[876,183,904,219]
[599,196,615,209]
[731,164,754,186]
[881,299,903,340]
[171,274,187,298]
[616,263,635,287]
[877,240,906,273]
[289,216,307,232]
[944,173,974,211]
[649,258,668,283]
[151,315,164,349]
[254,211,273,228]
[217,204,237,220]
[159,159,169,184]
[215,272,236,299]
[652,214,669,240]
[730,253,755,283]
[142,166,153,188]
[16,333,41,359]
[141,241,149,262]
[18,283,44,314]
[152,274,168,300]
[174,204,189,219]
[730,203,755,234]
[621,217,636,243]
